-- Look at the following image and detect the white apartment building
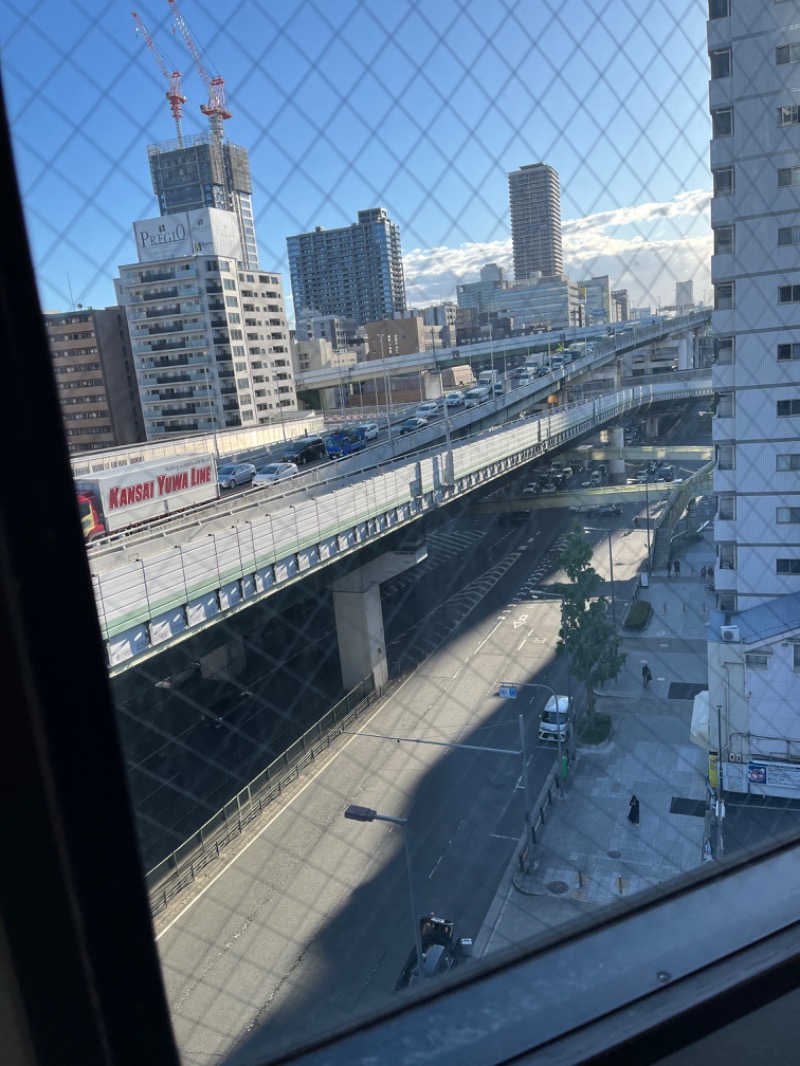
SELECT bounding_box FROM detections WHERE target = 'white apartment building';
[709,1,800,611]
[698,2,800,799]
[116,208,296,439]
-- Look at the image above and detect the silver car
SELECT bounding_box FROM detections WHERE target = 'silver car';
[252,462,298,487]
[217,462,257,489]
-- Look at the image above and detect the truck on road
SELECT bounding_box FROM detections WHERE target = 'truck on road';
[75,453,218,543]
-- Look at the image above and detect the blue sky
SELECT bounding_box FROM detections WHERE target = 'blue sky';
[1,0,713,317]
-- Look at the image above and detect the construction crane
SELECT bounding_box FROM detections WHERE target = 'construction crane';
[132,11,187,146]
[167,0,231,147]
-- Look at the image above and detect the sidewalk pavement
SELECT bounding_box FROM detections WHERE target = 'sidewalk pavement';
[476,534,717,957]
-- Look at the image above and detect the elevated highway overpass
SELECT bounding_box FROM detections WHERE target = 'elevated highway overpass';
[88,373,712,680]
[293,310,710,394]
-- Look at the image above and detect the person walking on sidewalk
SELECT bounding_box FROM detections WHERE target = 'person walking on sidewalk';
[667,559,673,577]
[642,663,652,688]
[628,794,640,826]
[674,558,681,577]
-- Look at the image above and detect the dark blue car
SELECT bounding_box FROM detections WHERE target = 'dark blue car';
[325,428,367,459]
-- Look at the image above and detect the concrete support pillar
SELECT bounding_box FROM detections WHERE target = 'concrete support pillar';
[332,544,427,692]
[646,415,660,440]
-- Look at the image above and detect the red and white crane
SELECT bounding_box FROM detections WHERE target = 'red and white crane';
[132,10,187,146]
[167,0,231,147]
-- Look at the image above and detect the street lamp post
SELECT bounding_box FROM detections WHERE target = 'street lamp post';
[378,332,393,441]
[501,681,565,800]
[344,805,425,980]
[644,477,652,572]
[431,328,454,485]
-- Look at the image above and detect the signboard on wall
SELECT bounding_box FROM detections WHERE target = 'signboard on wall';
[748,761,800,790]
[133,207,242,263]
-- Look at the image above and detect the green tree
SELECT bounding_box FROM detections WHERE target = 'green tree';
[554,524,626,721]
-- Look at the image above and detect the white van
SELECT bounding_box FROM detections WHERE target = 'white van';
[590,470,602,485]
[539,694,572,742]
[464,385,491,408]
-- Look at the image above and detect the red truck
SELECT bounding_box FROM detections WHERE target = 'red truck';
[75,453,218,543]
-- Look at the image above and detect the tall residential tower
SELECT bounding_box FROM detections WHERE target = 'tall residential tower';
[508,163,563,280]
[286,208,406,326]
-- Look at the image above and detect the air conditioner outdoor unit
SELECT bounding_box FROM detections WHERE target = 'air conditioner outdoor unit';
[721,625,741,643]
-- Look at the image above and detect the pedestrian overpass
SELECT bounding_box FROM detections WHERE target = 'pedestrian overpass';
[89,374,712,685]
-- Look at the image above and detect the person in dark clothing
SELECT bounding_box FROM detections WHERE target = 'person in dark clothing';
[642,664,652,688]
[628,795,640,826]
[674,558,681,577]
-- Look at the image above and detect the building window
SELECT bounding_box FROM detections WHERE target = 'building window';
[777,559,800,575]
[777,454,800,470]
[715,336,734,364]
[779,285,800,303]
[777,43,800,65]
[714,282,734,310]
[778,226,800,246]
[223,279,237,290]
[778,104,800,126]
[778,166,800,186]
[777,507,800,523]
[718,495,735,520]
[717,444,735,470]
[778,343,800,361]
[713,167,734,196]
[777,399,800,416]
[708,0,729,16]
[714,225,734,254]
[712,108,733,137]
[710,48,732,78]
[717,392,734,418]
[718,591,737,612]
[793,644,800,670]
[744,653,770,670]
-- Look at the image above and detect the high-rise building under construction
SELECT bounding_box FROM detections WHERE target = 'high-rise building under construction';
[147,132,259,271]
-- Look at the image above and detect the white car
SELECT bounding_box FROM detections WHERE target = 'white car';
[355,422,380,440]
[252,462,299,487]
[415,401,439,419]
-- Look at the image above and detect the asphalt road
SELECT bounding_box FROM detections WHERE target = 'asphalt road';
[154,509,578,1065]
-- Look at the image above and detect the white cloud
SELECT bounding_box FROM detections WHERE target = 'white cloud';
[404,189,712,311]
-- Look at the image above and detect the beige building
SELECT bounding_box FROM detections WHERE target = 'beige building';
[45,307,145,453]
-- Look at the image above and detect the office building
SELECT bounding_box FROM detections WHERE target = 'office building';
[294,309,359,352]
[44,307,145,452]
[286,208,406,326]
[675,280,694,310]
[456,263,508,314]
[116,207,295,440]
[421,302,458,348]
[578,276,613,324]
[147,133,259,271]
[612,289,631,322]
[509,163,563,279]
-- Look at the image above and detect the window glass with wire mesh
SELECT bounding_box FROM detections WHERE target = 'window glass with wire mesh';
[778,104,800,126]
[714,225,734,254]
[711,107,733,137]
[713,166,734,195]
[777,43,800,66]
[710,48,732,79]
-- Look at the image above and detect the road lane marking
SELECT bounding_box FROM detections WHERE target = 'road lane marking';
[491,834,520,842]
[155,670,417,940]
